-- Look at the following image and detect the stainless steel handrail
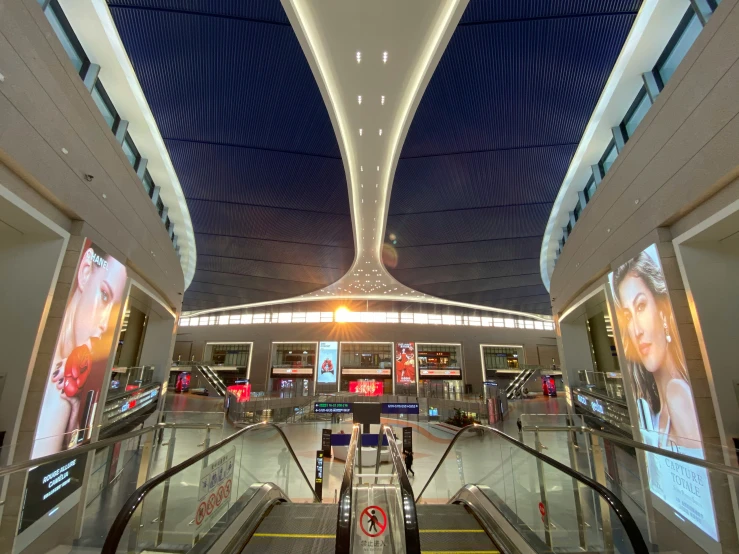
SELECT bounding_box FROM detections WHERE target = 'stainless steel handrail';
[101,421,319,553]
[527,424,739,477]
[416,424,649,554]
[379,425,421,552]
[336,424,360,554]
[0,422,211,478]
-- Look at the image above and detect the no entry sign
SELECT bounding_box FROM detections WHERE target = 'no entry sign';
[359,505,387,538]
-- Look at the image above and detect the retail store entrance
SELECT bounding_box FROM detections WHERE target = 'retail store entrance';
[419,379,462,399]
[269,342,316,397]
[417,343,463,398]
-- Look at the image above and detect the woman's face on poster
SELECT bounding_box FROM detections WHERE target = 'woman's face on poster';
[618,273,668,374]
[73,256,127,348]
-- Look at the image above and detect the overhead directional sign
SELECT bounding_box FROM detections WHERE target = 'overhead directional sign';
[381,403,419,415]
[314,402,352,413]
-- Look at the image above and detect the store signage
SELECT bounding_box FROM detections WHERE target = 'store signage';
[419,369,461,377]
[590,399,605,415]
[314,402,353,414]
[341,368,392,376]
[381,403,419,415]
[271,366,314,376]
[226,384,251,402]
[576,394,589,407]
[194,448,235,538]
[349,380,384,396]
[18,454,86,533]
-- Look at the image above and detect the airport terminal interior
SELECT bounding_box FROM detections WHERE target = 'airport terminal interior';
[1,0,739,552]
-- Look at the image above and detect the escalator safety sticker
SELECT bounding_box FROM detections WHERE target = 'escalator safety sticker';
[194,447,236,537]
[360,505,387,537]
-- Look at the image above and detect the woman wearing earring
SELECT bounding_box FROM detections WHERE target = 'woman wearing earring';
[612,249,702,456]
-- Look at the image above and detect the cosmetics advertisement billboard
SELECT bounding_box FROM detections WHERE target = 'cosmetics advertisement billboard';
[32,239,128,459]
[609,244,718,542]
[395,342,416,384]
[317,341,338,383]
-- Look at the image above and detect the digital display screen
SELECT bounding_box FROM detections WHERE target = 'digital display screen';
[609,244,718,542]
[314,403,353,414]
[349,380,384,396]
[32,239,128,459]
[271,367,314,376]
[317,341,338,383]
[419,369,461,377]
[19,454,86,533]
[395,342,416,384]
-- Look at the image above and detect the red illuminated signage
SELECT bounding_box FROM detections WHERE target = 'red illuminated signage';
[349,380,384,396]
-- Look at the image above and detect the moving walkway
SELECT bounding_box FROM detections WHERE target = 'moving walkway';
[99,422,648,553]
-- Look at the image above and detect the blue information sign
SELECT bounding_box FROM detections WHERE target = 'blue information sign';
[381,403,420,415]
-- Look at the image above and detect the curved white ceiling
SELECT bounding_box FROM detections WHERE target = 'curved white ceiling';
[185,0,554,322]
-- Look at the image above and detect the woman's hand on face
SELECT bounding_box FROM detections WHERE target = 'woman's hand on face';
[665,379,701,445]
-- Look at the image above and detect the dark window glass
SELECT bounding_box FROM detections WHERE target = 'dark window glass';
[122,134,140,167]
[142,170,154,196]
[566,221,572,235]
[156,196,164,217]
[599,140,618,174]
[655,8,702,87]
[574,200,582,221]
[165,216,171,231]
[585,176,597,201]
[43,0,89,76]
[91,81,118,130]
[623,88,651,138]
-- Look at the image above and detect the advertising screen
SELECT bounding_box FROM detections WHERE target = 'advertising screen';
[382,403,419,415]
[419,369,461,377]
[226,384,251,402]
[609,244,718,542]
[341,368,391,376]
[395,342,416,384]
[349,380,384,396]
[271,366,314,376]
[32,240,128,459]
[317,341,338,383]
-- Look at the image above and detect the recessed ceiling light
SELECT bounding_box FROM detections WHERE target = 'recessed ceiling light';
[356,51,361,63]
[358,95,362,105]
[379,129,383,136]
[383,51,388,63]
[381,95,385,105]
[359,128,363,136]
[376,166,380,171]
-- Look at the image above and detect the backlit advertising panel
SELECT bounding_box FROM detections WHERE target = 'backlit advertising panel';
[317,341,338,383]
[609,244,718,542]
[349,380,384,396]
[32,240,128,459]
[395,342,416,384]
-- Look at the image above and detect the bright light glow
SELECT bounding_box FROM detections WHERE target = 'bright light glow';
[359,128,363,136]
[335,306,351,322]
[357,95,362,104]
[382,51,388,63]
[356,51,361,63]
[381,95,385,105]
[379,129,383,136]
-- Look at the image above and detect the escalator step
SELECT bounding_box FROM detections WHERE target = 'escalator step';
[243,504,337,554]
[417,504,499,553]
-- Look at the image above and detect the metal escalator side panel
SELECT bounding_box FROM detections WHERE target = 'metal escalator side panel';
[336,424,360,553]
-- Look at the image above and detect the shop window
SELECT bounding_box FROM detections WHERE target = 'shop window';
[210,343,251,366]
[271,343,315,376]
[599,140,618,175]
[340,343,392,371]
[622,88,651,138]
[91,81,118,130]
[574,198,583,221]
[43,0,89,76]
[417,344,462,378]
[482,346,521,372]
[655,8,702,88]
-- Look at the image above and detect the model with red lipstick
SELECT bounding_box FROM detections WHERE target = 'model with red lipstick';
[32,243,128,458]
[612,248,702,455]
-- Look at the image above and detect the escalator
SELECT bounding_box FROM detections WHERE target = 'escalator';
[194,364,226,396]
[101,420,648,554]
[506,367,536,399]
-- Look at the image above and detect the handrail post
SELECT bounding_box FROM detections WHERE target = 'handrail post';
[375,423,384,484]
[155,428,177,546]
[534,428,553,548]
[590,434,614,553]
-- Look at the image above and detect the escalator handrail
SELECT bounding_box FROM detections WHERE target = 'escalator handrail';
[336,424,360,553]
[380,425,421,552]
[415,424,649,554]
[101,421,319,554]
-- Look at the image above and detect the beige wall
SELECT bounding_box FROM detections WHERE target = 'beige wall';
[0,0,184,309]
[176,322,557,393]
[550,0,739,315]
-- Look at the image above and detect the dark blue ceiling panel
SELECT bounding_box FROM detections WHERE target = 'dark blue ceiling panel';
[109,1,352,311]
[386,0,640,315]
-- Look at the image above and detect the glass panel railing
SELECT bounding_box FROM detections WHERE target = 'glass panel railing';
[520,421,739,554]
[416,425,647,554]
[101,422,318,553]
[0,422,211,553]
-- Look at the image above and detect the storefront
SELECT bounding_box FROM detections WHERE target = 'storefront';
[339,342,393,395]
[417,343,463,398]
[480,344,523,381]
[269,342,317,397]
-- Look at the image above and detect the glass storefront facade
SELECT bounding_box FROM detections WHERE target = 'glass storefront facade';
[269,342,316,397]
[417,343,463,399]
[339,342,393,393]
[481,345,523,381]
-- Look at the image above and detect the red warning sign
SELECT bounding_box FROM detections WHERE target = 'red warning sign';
[195,502,206,525]
[216,486,225,506]
[359,505,387,538]
[207,493,216,515]
[539,502,546,517]
[225,479,232,497]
